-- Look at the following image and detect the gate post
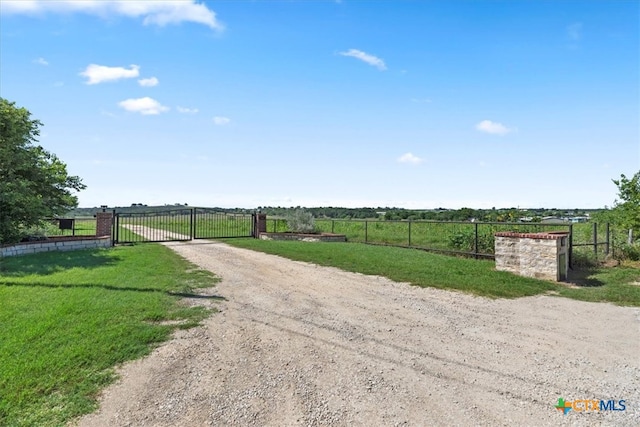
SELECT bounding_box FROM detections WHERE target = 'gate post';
[190,208,195,240]
[253,213,267,238]
[96,209,114,246]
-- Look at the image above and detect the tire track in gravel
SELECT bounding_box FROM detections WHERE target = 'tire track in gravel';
[75,240,640,427]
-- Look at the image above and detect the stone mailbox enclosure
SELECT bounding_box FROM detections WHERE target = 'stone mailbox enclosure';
[495,231,569,282]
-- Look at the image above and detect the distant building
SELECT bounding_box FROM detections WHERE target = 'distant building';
[569,216,589,223]
[541,216,590,224]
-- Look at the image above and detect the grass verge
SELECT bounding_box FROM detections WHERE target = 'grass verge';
[0,244,219,427]
[222,239,640,306]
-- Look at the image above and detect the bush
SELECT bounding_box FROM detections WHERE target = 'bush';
[19,221,59,241]
[449,229,495,254]
[571,250,601,268]
[619,243,640,261]
[286,209,316,233]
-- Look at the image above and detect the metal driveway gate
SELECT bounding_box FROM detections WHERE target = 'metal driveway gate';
[194,208,255,240]
[113,208,255,244]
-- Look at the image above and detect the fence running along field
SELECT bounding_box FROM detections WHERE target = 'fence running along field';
[267,218,614,264]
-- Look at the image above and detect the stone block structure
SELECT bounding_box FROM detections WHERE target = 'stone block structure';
[1,236,112,258]
[495,231,569,282]
[259,232,347,242]
[1,209,114,258]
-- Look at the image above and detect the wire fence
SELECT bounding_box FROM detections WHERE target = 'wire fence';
[39,217,97,237]
[267,218,613,265]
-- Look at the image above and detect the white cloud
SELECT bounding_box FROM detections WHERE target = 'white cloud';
[567,22,583,41]
[80,64,140,84]
[339,49,387,70]
[33,57,48,66]
[397,152,424,164]
[475,120,513,135]
[213,116,230,125]
[177,106,199,114]
[1,0,223,31]
[138,76,159,87]
[118,97,169,115]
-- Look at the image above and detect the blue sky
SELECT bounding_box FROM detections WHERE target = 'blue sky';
[1,0,638,209]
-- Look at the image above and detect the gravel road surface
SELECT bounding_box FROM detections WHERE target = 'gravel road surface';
[75,240,640,426]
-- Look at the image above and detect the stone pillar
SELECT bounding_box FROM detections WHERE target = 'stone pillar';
[96,212,113,238]
[254,213,267,238]
[494,231,569,282]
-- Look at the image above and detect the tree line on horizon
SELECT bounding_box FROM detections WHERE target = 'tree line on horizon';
[66,204,600,223]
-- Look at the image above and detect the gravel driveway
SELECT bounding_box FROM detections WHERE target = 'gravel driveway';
[76,240,640,426]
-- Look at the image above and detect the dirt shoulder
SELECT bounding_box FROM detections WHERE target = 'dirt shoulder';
[75,241,640,426]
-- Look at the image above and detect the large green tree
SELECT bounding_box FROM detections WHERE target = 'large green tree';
[611,171,640,240]
[0,98,86,243]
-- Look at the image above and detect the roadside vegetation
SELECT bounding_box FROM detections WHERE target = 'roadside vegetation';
[0,244,219,427]
[222,239,640,306]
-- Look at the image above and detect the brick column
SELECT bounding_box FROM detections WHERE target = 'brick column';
[254,213,267,238]
[96,212,113,238]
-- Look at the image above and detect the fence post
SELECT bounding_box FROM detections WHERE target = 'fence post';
[408,220,412,247]
[605,223,610,256]
[568,224,573,269]
[190,208,195,240]
[593,222,598,259]
[112,210,118,245]
[365,220,368,243]
[332,220,335,234]
[474,222,479,259]
[629,229,634,244]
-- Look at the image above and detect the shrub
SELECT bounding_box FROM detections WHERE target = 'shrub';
[449,229,495,254]
[571,250,601,268]
[286,209,316,233]
[619,243,640,261]
[19,221,59,241]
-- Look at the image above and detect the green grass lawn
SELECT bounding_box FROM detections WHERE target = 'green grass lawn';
[0,245,219,427]
[222,239,640,306]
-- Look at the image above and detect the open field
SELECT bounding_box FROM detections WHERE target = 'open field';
[266,218,617,261]
[0,245,219,427]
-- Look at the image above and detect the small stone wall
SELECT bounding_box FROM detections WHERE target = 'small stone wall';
[495,232,569,282]
[259,232,347,242]
[0,236,112,258]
